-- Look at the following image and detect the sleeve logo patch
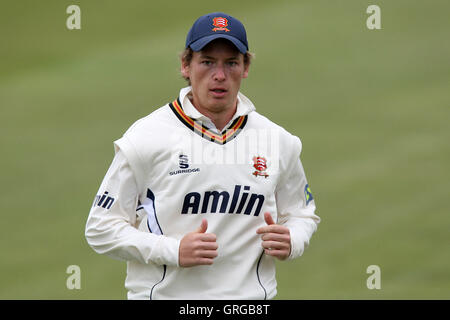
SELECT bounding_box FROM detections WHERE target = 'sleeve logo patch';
[304,184,313,205]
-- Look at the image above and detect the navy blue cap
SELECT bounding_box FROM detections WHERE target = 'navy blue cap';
[185,12,248,54]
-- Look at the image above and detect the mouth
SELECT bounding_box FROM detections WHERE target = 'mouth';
[210,88,228,98]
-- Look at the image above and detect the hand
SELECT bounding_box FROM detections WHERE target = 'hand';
[256,212,291,260]
[179,218,218,267]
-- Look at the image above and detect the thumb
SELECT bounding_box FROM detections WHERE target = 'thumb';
[264,212,275,225]
[195,218,208,233]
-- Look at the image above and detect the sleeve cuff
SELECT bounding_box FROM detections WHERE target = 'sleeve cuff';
[285,218,318,260]
[287,227,309,260]
[148,235,181,267]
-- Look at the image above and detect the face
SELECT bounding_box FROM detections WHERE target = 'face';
[181,39,249,115]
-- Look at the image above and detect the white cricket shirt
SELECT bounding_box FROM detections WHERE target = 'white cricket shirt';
[85,86,320,299]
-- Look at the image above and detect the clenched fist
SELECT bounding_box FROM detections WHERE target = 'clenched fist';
[179,218,219,267]
[256,212,291,260]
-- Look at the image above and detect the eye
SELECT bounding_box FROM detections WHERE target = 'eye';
[201,60,213,66]
[227,61,238,66]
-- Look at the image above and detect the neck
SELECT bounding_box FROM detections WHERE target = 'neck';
[189,95,237,132]
[201,105,236,132]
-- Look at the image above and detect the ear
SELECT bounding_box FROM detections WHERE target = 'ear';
[181,59,190,79]
[242,63,250,79]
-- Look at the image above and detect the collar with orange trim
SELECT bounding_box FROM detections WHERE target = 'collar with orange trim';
[169,98,248,145]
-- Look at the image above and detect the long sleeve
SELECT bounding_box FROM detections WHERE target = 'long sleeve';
[85,149,180,266]
[275,135,321,260]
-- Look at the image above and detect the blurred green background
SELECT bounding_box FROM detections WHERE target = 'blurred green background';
[1,0,449,299]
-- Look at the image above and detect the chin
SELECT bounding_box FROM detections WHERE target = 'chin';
[209,93,234,105]
[207,102,226,112]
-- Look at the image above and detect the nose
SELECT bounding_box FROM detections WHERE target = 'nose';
[213,64,226,81]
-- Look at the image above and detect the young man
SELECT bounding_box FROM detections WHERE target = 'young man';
[85,12,320,300]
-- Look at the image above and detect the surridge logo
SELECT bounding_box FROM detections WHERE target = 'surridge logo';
[169,154,200,176]
[179,154,189,169]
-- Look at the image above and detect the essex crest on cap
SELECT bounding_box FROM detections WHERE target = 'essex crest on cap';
[212,17,230,32]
